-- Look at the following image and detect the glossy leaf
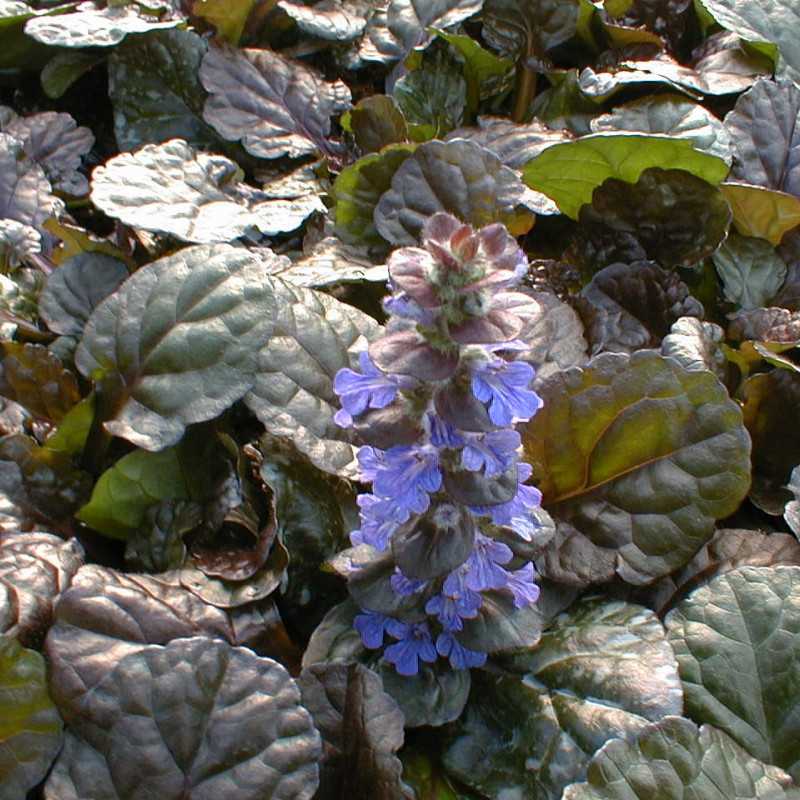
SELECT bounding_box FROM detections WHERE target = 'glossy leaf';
[24,3,181,48]
[443,598,682,800]
[243,279,382,480]
[200,43,351,159]
[578,261,703,354]
[374,139,529,245]
[563,716,800,799]
[713,233,787,310]
[44,636,321,800]
[786,466,800,537]
[348,95,409,154]
[522,350,751,585]
[0,634,63,800]
[277,0,366,42]
[721,182,800,246]
[91,140,324,243]
[482,0,579,58]
[667,566,800,780]
[661,316,727,380]
[0,531,83,648]
[277,238,389,287]
[393,60,466,140]
[522,133,729,219]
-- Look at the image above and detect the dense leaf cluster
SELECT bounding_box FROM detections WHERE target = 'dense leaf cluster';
[1,0,800,798]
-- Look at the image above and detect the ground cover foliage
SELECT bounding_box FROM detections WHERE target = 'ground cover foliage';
[2,0,800,798]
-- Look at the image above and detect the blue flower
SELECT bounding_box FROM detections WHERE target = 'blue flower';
[464,533,513,592]
[383,292,437,325]
[391,569,428,596]
[333,351,407,427]
[425,567,482,631]
[436,632,487,670]
[358,444,442,515]
[470,357,542,426]
[461,429,521,477]
[506,562,541,609]
[426,412,464,449]
[475,462,543,541]
[354,610,393,649]
[384,620,438,676]
[350,493,409,551]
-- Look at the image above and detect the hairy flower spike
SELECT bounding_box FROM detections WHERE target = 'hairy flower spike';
[333,212,544,676]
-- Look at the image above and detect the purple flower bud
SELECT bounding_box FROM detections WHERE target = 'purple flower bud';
[436,632,487,670]
[354,610,393,649]
[470,357,542,426]
[384,620,438,676]
[461,429,521,477]
[334,351,407,427]
[506,562,541,609]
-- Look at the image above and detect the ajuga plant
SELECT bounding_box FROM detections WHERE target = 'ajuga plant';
[333,212,544,675]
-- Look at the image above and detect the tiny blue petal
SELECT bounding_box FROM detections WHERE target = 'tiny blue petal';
[461,429,521,477]
[471,357,542,425]
[436,632,487,670]
[384,622,438,676]
[354,610,393,649]
[507,562,541,609]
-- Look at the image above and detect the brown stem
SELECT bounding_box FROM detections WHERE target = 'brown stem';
[512,61,538,123]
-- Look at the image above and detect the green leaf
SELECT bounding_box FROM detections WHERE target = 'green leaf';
[243,274,382,480]
[522,350,752,585]
[563,716,800,800]
[741,370,800,514]
[721,182,800,246]
[348,95,408,154]
[44,636,321,800]
[77,445,191,539]
[443,598,682,800]
[699,0,800,82]
[108,29,217,152]
[0,634,63,800]
[522,133,730,219]
[667,566,800,780]
[74,245,279,451]
[90,140,324,243]
[401,747,475,800]
[713,233,787,310]
[193,0,256,44]
[40,49,105,99]
[333,143,417,246]
[374,139,530,245]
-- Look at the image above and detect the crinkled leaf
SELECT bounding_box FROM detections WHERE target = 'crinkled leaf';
[713,233,787,310]
[721,182,800,246]
[0,219,40,268]
[0,532,83,648]
[91,140,323,243]
[44,564,268,723]
[516,290,589,385]
[578,260,703,355]
[243,280,382,480]
[522,350,752,585]
[393,60,466,140]
[728,307,800,344]
[74,245,281,451]
[443,598,682,800]
[0,634,63,800]
[333,143,416,246]
[0,107,93,195]
[298,662,410,800]
[563,716,800,800]
[24,2,181,48]
[0,342,79,423]
[44,636,321,800]
[39,252,128,339]
[666,566,800,780]
[193,0,256,44]
[741,370,800,514]
[349,95,408,153]
[124,498,194,572]
[644,528,800,616]
[590,94,732,163]
[200,43,351,159]
[77,445,191,539]
[725,78,800,195]
[661,316,727,380]
[482,0,579,58]
[278,0,366,41]
[522,133,729,219]
[0,133,63,232]
[447,115,573,170]
[108,28,217,151]
[276,237,389,287]
[699,0,800,82]
[375,138,528,245]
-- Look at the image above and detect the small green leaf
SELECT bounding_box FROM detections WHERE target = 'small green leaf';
[348,95,408,154]
[0,634,63,799]
[40,49,105,99]
[522,133,730,219]
[721,183,800,246]
[77,446,190,539]
[193,0,256,44]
